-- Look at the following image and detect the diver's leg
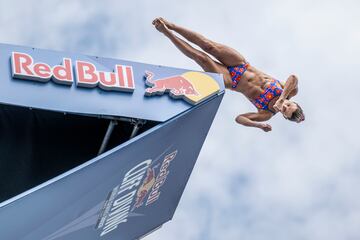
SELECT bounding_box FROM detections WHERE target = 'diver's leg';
[154,17,246,67]
[153,19,232,88]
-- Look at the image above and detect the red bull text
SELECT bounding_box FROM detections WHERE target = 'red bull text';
[11,52,135,92]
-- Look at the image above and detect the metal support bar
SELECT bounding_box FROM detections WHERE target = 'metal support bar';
[130,119,147,139]
[98,120,118,155]
[73,112,134,123]
[100,116,134,123]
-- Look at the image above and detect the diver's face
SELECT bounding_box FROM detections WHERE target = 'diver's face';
[281,100,298,119]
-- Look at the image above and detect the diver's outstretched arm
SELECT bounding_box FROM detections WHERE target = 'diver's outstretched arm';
[235,111,273,132]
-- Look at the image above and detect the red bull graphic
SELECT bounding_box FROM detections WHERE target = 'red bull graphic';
[9,51,221,104]
[146,150,177,206]
[133,150,177,210]
[133,167,156,209]
[96,159,152,237]
[0,43,225,240]
[11,52,135,92]
[96,150,177,237]
[145,71,221,105]
[144,71,199,96]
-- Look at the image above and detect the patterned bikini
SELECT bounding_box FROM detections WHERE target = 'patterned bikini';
[227,63,284,114]
[252,79,283,114]
[227,63,250,89]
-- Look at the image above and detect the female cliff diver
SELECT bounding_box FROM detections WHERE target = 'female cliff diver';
[152,17,305,132]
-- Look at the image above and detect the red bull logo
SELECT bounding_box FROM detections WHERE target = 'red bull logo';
[145,71,220,105]
[9,51,221,105]
[97,159,152,237]
[146,150,177,206]
[133,150,177,209]
[11,52,135,92]
[97,150,178,237]
[133,167,156,209]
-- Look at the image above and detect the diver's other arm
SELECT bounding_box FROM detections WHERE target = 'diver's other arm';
[274,75,298,111]
[235,111,273,132]
[281,75,298,100]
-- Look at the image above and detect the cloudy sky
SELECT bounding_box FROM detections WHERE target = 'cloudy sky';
[1,0,359,239]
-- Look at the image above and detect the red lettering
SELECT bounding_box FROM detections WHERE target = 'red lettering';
[76,61,98,87]
[33,63,51,79]
[11,52,137,93]
[116,65,125,87]
[99,71,117,86]
[125,66,134,89]
[53,58,73,84]
[12,52,34,77]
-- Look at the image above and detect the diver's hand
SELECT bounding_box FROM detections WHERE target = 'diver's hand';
[274,98,285,112]
[259,123,272,132]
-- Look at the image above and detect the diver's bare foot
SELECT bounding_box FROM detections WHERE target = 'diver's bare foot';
[152,18,170,34]
[157,17,175,30]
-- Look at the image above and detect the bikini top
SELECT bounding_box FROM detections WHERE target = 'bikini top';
[227,63,284,113]
[251,79,284,114]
